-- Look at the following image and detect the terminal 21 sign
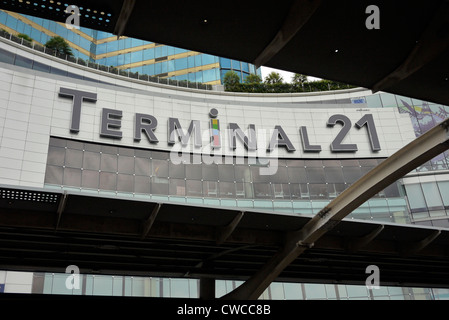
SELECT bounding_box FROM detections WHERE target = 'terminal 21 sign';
[59,87,381,154]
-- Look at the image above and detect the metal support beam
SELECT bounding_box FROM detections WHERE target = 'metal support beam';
[372,1,449,92]
[217,211,244,244]
[345,225,384,253]
[253,0,321,68]
[113,0,136,38]
[141,203,161,239]
[223,118,449,300]
[55,191,68,231]
[401,230,442,257]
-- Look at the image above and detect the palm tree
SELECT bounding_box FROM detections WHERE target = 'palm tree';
[264,71,283,85]
[244,73,262,84]
[292,73,308,85]
[45,36,73,56]
[223,70,241,87]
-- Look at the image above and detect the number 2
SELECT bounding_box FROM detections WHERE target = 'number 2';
[326,114,381,152]
[327,114,358,152]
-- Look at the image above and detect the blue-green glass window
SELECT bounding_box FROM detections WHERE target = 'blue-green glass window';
[96,43,107,55]
[242,62,249,73]
[30,28,42,43]
[396,95,413,107]
[346,285,369,299]
[283,283,303,299]
[176,57,188,70]
[304,283,327,299]
[231,60,241,70]
[160,61,168,74]
[107,41,119,52]
[437,181,449,208]
[166,46,175,56]
[122,38,132,49]
[422,182,444,210]
[15,20,25,34]
[220,58,231,69]
[0,11,6,22]
[365,94,383,108]
[195,71,203,83]
[405,184,427,212]
[143,64,155,75]
[155,45,167,58]
[54,23,69,42]
[66,31,75,46]
[220,70,229,82]
[5,14,18,30]
[131,38,144,47]
[174,47,187,54]
[187,55,195,69]
[380,93,398,108]
[154,62,162,74]
[203,69,217,83]
[203,54,216,65]
[117,54,125,66]
[195,54,202,67]
[167,60,175,72]
[97,31,111,39]
[130,51,143,64]
[143,48,155,60]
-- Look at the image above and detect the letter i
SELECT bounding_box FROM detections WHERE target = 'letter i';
[209,108,221,149]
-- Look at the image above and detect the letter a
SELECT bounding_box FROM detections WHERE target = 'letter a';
[365,265,380,289]
[365,5,380,30]
[65,5,80,30]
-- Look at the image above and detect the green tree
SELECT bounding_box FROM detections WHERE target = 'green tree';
[17,33,33,42]
[244,73,262,84]
[223,70,240,87]
[264,71,283,85]
[292,73,308,85]
[45,36,73,56]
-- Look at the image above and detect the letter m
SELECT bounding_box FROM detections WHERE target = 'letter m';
[168,118,202,148]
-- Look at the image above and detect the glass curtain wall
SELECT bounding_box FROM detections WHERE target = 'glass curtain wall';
[44,137,407,223]
[0,10,260,84]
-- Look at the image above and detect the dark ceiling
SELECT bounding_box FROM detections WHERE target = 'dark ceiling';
[1,186,449,290]
[0,0,448,105]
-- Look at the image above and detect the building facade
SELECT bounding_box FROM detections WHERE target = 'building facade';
[0,30,448,300]
[0,9,261,85]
